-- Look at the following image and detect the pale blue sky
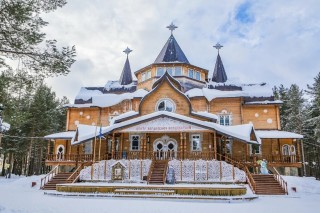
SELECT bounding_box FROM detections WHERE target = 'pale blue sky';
[43,0,320,100]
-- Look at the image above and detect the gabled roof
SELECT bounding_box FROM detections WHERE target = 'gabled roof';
[119,56,133,85]
[71,111,260,145]
[212,53,227,83]
[154,35,189,64]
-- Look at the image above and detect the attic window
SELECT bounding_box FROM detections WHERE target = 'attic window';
[156,98,176,112]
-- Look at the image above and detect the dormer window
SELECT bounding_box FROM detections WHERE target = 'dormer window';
[218,110,232,126]
[156,98,176,112]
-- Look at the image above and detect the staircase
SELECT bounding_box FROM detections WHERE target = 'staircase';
[148,160,168,184]
[42,172,73,190]
[252,174,286,195]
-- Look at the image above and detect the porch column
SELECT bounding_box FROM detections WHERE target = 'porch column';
[278,139,282,162]
[68,140,72,161]
[296,139,301,162]
[144,133,147,158]
[112,133,115,159]
[213,131,217,160]
[76,144,80,168]
[120,133,123,158]
[180,132,183,160]
[184,133,187,159]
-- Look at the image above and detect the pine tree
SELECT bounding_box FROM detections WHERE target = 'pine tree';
[0,0,76,77]
[283,84,304,133]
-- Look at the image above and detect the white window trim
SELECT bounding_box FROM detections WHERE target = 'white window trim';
[218,111,232,126]
[56,145,65,155]
[174,66,182,76]
[190,133,202,151]
[155,98,176,112]
[282,144,296,155]
[130,134,141,151]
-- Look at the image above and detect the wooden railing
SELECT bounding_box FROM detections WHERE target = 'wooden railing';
[66,163,84,184]
[272,167,288,195]
[40,164,59,189]
[147,160,155,184]
[162,160,169,184]
[46,152,301,166]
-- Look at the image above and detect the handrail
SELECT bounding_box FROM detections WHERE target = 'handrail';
[147,160,155,184]
[244,166,256,193]
[66,163,83,183]
[162,160,169,184]
[40,164,59,189]
[272,167,288,195]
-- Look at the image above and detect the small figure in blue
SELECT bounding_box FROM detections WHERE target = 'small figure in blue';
[260,159,268,174]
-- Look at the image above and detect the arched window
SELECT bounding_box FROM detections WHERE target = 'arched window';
[155,98,176,112]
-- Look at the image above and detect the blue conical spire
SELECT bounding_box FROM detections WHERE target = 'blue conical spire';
[119,47,133,85]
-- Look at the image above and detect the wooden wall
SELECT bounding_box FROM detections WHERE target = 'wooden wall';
[139,80,191,116]
[209,97,242,125]
[242,105,280,130]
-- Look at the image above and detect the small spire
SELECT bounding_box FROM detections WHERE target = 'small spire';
[167,22,178,35]
[213,42,223,54]
[119,47,133,85]
[123,47,132,57]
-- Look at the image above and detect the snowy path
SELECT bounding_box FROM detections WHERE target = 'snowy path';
[0,175,319,213]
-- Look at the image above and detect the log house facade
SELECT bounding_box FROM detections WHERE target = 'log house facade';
[45,24,303,177]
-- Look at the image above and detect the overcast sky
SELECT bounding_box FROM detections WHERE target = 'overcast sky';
[43,0,320,101]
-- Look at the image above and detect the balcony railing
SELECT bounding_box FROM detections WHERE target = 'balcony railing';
[46,152,301,165]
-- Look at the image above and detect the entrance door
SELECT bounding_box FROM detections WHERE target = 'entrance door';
[153,135,178,160]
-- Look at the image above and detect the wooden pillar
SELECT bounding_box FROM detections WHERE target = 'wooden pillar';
[47,140,51,155]
[112,133,115,159]
[276,105,281,130]
[214,131,217,160]
[120,133,123,156]
[278,139,282,162]
[183,133,187,159]
[296,139,301,162]
[180,132,183,159]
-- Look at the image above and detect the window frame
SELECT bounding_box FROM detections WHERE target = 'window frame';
[155,98,176,112]
[218,113,232,126]
[174,66,182,76]
[188,69,194,78]
[250,144,261,155]
[130,135,141,151]
[195,71,201,81]
[156,67,165,77]
[190,134,202,151]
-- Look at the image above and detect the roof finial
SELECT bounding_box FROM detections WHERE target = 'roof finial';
[167,22,178,35]
[213,42,223,54]
[123,47,132,57]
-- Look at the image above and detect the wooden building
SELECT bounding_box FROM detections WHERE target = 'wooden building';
[44,23,303,180]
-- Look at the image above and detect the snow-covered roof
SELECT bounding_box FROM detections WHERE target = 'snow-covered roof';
[71,111,260,145]
[66,89,148,108]
[72,125,109,144]
[192,111,218,120]
[44,131,76,139]
[110,111,139,125]
[75,87,103,101]
[256,130,303,139]
[104,81,136,91]
[244,100,283,105]
[186,83,273,101]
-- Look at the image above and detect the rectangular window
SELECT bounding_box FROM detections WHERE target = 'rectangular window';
[141,73,146,82]
[195,71,201,81]
[167,67,173,76]
[175,67,182,76]
[131,135,140,151]
[251,144,261,155]
[84,140,92,154]
[191,134,201,151]
[156,67,164,76]
[188,69,194,78]
[146,70,151,79]
[219,115,231,126]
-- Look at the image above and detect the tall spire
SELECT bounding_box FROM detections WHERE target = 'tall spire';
[211,43,227,83]
[154,22,189,64]
[119,47,133,85]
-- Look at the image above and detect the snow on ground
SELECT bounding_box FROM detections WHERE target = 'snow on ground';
[0,175,319,213]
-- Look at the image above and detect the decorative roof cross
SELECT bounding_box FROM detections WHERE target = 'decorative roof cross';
[167,22,178,35]
[213,42,223,54]
[123,47,132,57]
